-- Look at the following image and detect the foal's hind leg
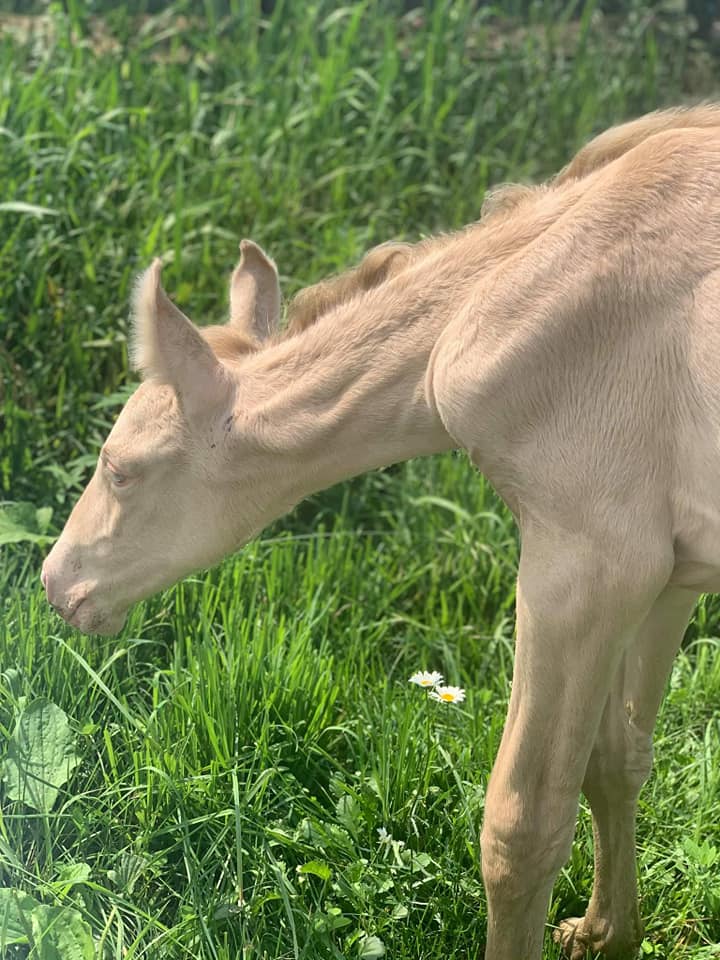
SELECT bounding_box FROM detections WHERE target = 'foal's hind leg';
[555,586,697,960]
[480,527,672,960]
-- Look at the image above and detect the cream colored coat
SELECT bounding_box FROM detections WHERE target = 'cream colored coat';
[43,106,720,959]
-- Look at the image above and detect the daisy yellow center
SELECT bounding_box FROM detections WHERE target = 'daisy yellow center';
[440,691,455,701]
[420,679,433,686]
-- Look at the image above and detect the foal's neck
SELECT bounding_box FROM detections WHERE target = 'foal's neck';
[234,251,469,500]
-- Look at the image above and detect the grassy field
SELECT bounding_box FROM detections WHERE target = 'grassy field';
[2,1,720,957]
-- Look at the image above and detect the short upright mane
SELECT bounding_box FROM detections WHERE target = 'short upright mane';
[283,104,720,337]
[284,241,415,335]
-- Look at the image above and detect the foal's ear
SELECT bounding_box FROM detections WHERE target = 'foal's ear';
[131,260,229,417]
[229,239,281,342]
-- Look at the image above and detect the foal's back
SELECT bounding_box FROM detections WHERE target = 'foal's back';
[429,121,720,555]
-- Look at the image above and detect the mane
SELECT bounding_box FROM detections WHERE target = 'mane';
[284,241,415,335]
[282,104,720,337]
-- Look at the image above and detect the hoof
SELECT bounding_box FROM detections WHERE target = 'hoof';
[555,917,596,960]
[554,916,641,960]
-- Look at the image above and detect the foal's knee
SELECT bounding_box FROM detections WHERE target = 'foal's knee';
[480,789,577,897]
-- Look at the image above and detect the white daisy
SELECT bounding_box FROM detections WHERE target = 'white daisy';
[408,670,444,688]
[429,685,466,704]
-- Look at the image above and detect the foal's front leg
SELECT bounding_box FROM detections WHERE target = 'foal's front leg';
[481,534,670,960]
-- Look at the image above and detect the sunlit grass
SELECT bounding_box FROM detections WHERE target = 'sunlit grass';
[2,1,720,957]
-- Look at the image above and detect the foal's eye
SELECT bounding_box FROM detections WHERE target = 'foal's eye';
[106,462,129,488]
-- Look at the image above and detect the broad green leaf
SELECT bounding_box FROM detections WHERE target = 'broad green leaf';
[335,794,359,832]
[51,862,92,892]
[297,859,332,881]
[681,836,718,868]
[2,700,81,813]
[1,668,22,697]
[314,906,351,931]
[358,935,386,958]
[0,887,38,947]
[108,851,152,894]
[30,904,94,960]
[0,502,55,546]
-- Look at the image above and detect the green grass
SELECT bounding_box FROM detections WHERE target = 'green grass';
[2,1,720,957]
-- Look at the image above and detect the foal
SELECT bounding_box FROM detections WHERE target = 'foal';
[43,106,720,958]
